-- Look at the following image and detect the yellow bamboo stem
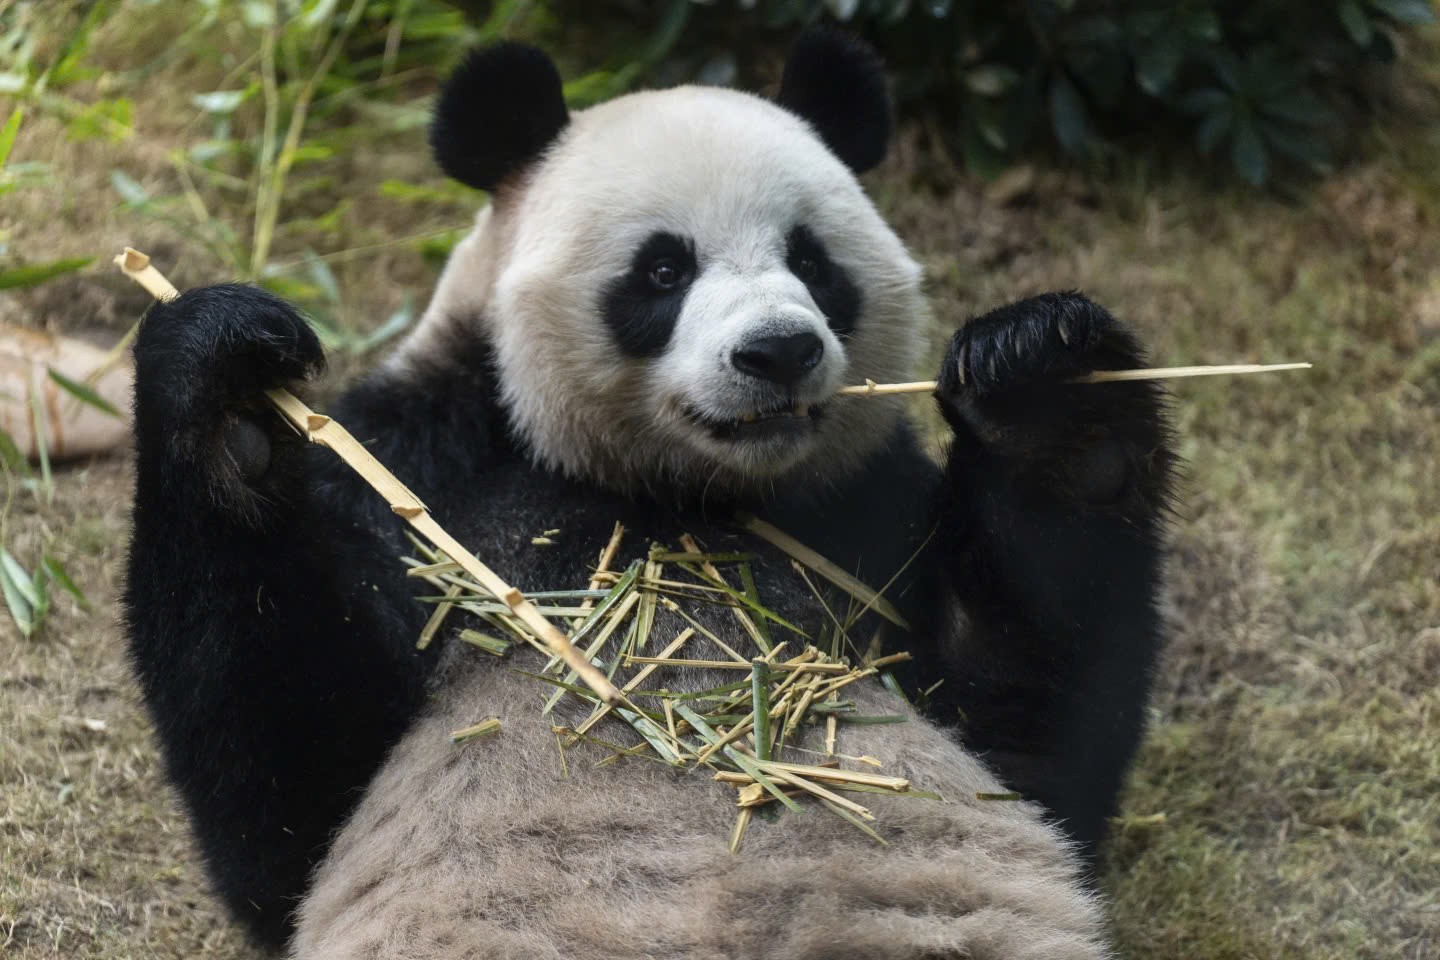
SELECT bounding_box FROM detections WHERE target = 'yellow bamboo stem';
[836,362,1312,396]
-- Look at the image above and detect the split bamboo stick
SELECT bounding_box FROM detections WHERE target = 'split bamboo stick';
[837,362,1312,396]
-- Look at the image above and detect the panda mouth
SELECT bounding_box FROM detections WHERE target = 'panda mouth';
[683,401,824,441]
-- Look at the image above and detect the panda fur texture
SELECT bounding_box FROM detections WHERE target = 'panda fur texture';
[123,28,1175,960]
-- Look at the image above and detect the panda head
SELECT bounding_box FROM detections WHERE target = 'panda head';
[413,29,927,496]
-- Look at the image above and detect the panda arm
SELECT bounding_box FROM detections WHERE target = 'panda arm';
[922,293,1175,863]
[123,285,439,950]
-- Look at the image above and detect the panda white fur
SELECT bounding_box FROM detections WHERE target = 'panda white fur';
[124,29,1175,960]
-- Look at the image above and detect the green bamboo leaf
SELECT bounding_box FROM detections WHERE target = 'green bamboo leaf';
[1230,117,1269,186]
[28,387,52,502]
[0,257,93,290]
[191,89,250,114]
[42,555,89,610]
[0,107,23,168]
[1,549,39,610]
[30,564,50,626]
[1368,0,1436,24]
[109,169,149,206]
[0,550,35,638]
[1338,0,1374,46]
[1048,75,1092,155]
[0,428,30,476]
[1135,34,1183,96]
[47,368,121,417]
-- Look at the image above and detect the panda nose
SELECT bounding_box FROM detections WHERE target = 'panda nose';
[731,332,824,386]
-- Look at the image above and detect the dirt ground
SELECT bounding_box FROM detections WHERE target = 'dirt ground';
[2,7,1438,959]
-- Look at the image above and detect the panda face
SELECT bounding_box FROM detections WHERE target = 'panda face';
[447,86,927,493]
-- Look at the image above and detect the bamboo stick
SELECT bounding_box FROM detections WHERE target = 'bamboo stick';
[739,515,910,630]
[572,627,695,738]
[114,247,626,707]
[836,362,1312,396]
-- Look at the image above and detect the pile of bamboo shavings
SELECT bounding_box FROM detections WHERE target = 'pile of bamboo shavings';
[404,521,941,850]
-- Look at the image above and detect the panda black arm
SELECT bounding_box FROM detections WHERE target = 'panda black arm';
[123,285,441,950]
[921,293,1176,863]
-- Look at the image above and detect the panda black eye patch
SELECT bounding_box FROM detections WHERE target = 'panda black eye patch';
[601,232,697,358]
[787,225,861,337]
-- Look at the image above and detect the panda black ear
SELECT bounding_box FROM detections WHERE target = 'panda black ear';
[429,43,570,192]
[775,27,891,175]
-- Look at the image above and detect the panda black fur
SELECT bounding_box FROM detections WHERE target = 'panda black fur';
[124,29,1175,959]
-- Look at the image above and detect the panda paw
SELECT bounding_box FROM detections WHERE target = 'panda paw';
[937,293,1169,504]
[133,284,323,488]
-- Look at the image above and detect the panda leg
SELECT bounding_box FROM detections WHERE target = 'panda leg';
[123,285,435,949]
[924,293,1176,864]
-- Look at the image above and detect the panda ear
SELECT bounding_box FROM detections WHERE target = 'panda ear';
[775,27,891,175]
[429,43,570,192]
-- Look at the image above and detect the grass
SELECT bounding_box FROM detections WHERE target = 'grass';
[1,4,1437,958]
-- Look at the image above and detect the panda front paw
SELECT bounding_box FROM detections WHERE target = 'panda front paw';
[937,293,1170,506]
[133,284,323,492]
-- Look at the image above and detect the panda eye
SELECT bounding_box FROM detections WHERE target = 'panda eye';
[793,256,820,283]
[647,259,683,292]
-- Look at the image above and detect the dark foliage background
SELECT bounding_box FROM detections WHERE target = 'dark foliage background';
[582,0,1437,186]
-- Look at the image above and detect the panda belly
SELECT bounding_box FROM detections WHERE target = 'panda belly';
[291,659,1106,959]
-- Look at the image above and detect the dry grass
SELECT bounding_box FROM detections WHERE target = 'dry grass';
[2,6,1438,958]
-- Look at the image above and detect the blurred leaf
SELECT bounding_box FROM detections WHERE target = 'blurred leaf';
[0,257,93,290]
[288,144,334,164]
[0,74,26,94]
[0,429,31,476]
[304,253,341,307]
[187,140,238,163]
[378,177,481,206]
[1196,105,1234,153]
[65,97,133,143]
[1258,91,1337,126]
[191,89,251,114]
[300,0,343,29]
[29,384,52,503]
[0,107,22,168]
[1265,126,1333,171]
[1231,116,1269,186]
[30,564,50,627]
[1048,74,1091,155]
[47,368,121,418]
[49,0,114,87]
[109,169,150,206]
[1367,0,1436,23]
[0,549,36,638]
[1135,34,1183,96]
[1182,87,1229,114]
[42,556,89,610]
[1339,0,1375,44]
[965,64,1020,97]
[1208,48,1243,91]
[417,228,465,266]
[1184,9,1223,41]
[356,294,415,352]
[241,1,275,28]
[961,118,1010,180]
[695,52,738,87]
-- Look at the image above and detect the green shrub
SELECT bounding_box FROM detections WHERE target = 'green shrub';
[672,0,1436,186]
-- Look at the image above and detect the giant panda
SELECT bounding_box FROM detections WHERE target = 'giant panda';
[124,28,1175,960]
